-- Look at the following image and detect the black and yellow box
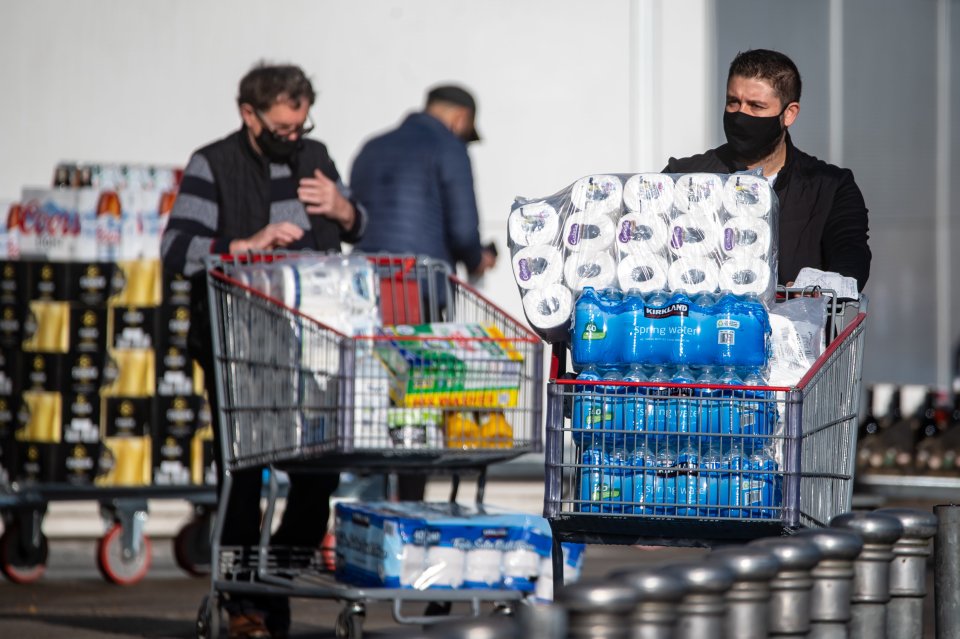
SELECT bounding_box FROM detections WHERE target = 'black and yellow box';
[16,390,62,443]
[69,306,108,353]
[0,260,26,305]
[111,259,161,308]
[62,391,100,443]
[65,261,116,306]
[101,349,155,397]
[12,442,57,484]
[52,441,101,486]
[96,436,151,487]
[28,261,69,302]
[110,306,157,350]
[102,396,152,438]
[22,301,70,353]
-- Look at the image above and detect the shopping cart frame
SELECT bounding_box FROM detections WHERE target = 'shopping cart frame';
[198,253,545,639]
[544,291,868,586]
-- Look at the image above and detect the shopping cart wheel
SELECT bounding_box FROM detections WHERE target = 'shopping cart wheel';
[174,518,211,577]
[0,522,49,584]
[491,602,514,616]
[335,603,365,639]
[196,594,222,639]
[96,523,153,585]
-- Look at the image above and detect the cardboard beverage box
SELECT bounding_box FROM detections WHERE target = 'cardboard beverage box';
[12,442,58,484]
[153,433,192,486]
[102,397,152,438]
[0,303,23,349]
[155,394,202,439]
[27,261,69,301]
[155,344,197,396]
[69,306,108,354]
[52,441,101,485]
[110,306,157,350]
[111,259,162,308]
[101,349,155,397]
[21,352,62,392]
[21,301,70,353]
[157,303,190,350]
[96,436,151,487]
[15,390,62,443]
[62,391,100,443]
[0,260,26,304]
[65,261,117,306]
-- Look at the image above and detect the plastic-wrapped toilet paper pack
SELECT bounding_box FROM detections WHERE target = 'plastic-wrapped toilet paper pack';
[333,501,585,592]
[509,171,779,343]
[224,254,380,337]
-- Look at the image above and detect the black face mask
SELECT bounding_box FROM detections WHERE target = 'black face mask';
[255,128,302,163]
[723,109,785,163]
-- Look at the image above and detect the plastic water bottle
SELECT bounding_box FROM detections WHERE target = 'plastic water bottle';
[666,291,694,367]
[643,290,671,366]
[718,366,745,439]
[601,369,626,451]
[697,442,724,517]
[622,364,647,450]
[631,442,656,515]
[741,367,773,450]
[619,289,646,366]
[676,438,700,516]
[745,445,781,520]
[696,367,722,440]
[653,442,679,516]
[714,293,770,369]
[646,365,672,437]
[605,448,634,514]
[578,447,605,513]
[693,292,719,366]
[573,365,602,448]
[669,365,697,438]
[720,442,748,517]
[571,287,607,369]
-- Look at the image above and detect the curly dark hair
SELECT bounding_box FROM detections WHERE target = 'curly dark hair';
[728,49,802,106]
[237,62,316,111]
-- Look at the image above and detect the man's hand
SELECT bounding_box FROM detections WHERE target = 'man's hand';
[298,169,356,229]
[229,222,304,253]
[470,247,498,277]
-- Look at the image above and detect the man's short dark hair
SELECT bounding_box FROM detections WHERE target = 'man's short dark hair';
[237,62,316,111]
[728,49,802,106]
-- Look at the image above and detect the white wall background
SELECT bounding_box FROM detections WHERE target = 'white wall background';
[0,0,712,320]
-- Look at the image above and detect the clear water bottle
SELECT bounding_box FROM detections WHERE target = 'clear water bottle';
[696,367,722,441]
[676,438,700,516]
[573,365,602,449]
[571,286,608,370]
[601,369,626,452]
[669,365,697,439]
[647,365,672,437]
[631,442,656,515]
[605,448,634,514]
[741,367,773,450]
[720,442,748,518]
[578,447,605,513]
[718,366,745,440]
[654,441,679,516]
[745,445,781,520]
[619,289,646,367]
[622,363,647,451]
[697,442,724,517]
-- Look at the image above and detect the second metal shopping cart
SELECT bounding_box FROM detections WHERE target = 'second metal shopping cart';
[544,291,869,585]
[196,254,545,639]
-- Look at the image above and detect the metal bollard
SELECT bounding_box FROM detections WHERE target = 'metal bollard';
[660,562,735,639]
[555,579,641,639]
[424,616,522,639]
[750,536,822,637]
[934,504,960,639]
[831,511,904,639]
[874,508,938,639]
[609,567,688,639]
[709,546,781,639]
[794,527,864,639]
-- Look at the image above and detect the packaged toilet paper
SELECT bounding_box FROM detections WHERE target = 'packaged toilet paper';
[333,501,585,592]
[509,171,780,344]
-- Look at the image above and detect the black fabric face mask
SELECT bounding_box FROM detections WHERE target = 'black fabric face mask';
[723,109,785,162]
[255,128,302,163]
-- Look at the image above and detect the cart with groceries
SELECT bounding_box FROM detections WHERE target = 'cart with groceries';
[504,172,869,589]
[0,162,219,585]
[196,253,569,639]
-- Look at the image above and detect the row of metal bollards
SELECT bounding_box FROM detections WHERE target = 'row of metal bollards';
[401,504,958,639]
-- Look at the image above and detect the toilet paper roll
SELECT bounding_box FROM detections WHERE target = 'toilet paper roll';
[464,549,503,586]
[400,545,427,587]
[563,250,616,292]
[668,213,722,257]
[418,546,465,588]
[570,174,623,215]
[508,201,560,247]
[617,253,669,293]
[521,284,573,331]
[562,212,616,253]
[512,245,564,290]
[719,256,772,296]
[623,173,675,215]
[674,173,724,215]
[721,216,772,258]
[668,256,721,294]
[722,173,773,218]
[502,548,541,579]
[616,212,669,256]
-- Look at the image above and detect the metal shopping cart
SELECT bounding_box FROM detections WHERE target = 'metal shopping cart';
[543,290,868,587]
[196,254,544,639]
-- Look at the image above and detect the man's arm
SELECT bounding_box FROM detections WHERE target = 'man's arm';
[821,169,871,290]
[160,153,305,275]
[298,154,367,244]
[438,143,484,273]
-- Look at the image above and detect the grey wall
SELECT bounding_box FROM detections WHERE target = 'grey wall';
[717,0,953,387]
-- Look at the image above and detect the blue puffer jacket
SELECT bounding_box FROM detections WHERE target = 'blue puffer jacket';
[350,112,483,273]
